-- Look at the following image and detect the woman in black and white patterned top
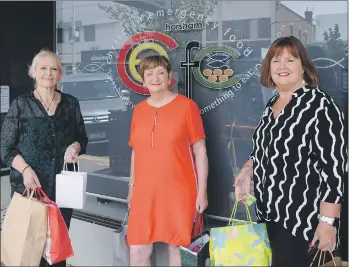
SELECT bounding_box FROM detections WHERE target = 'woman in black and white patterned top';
[234,36,347,267]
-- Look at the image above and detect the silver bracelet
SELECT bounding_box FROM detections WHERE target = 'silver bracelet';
[128,183,134,187]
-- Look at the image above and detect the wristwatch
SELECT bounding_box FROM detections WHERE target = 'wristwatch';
[318,214,340,228]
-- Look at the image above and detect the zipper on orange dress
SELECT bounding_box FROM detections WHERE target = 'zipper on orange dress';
[151,108,160,148]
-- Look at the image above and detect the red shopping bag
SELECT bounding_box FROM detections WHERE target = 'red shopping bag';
[192,213,204,238]
[36,188,74,265]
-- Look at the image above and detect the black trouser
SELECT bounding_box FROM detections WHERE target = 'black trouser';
[11,185,73,267]
[266,221,333,267]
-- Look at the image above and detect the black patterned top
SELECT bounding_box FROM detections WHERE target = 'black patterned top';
[250,86,347,242]
[0,90,88,196]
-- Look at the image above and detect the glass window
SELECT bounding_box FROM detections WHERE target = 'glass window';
[84,25,95,42]
[69,27,80,42]
[258,18,271,38]
[55,0,348,225]
[206,21,219,42]
[223,19,250,40]
[237,19,250,39]
[57,28,63,43]
[61,79,115,101]
[289,24,294,35]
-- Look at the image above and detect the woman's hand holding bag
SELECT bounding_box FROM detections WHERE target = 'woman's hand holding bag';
[64,143,79,164]
[22,165,41,189]
[233,165,253,202]
[36,187,74,265]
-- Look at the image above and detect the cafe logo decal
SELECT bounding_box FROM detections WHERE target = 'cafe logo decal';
[117,31,178,95]
[165,22,204,32]
[181,41,241,99]
[192,45,240,89]
[117,32,242,97]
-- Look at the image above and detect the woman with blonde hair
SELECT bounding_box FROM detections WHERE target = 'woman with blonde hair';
[0,49,88,267]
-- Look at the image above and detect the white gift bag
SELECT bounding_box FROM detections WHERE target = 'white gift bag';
[55,161,87,209]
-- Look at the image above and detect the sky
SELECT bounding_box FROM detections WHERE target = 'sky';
[281,1,348,17]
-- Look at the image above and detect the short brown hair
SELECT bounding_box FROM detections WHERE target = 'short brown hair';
[260,36,318,88]
[139,55,172,80]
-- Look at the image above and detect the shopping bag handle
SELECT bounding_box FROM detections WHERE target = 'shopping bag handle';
[310,249,337,267]
[22,188,38,200]
[35,187,57,207]
[120,207,129,229]
[63,158,80,172]
[228,200,253,226]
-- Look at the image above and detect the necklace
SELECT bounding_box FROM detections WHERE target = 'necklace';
[35,89,55,116]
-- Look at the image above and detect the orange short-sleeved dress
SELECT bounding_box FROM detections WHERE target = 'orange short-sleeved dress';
[127,94,206,247]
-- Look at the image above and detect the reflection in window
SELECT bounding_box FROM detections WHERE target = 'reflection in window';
[84,25,96,42]
[289,25,294,36]
[207,21,218,42]
[222,21,233,41]
[257,18,271,38]
[53,0,348,227]
[236,20,250,39]
[57,28,63,44]
[69,27,80,42]
[222,20,250,40]
[61,80,116,101]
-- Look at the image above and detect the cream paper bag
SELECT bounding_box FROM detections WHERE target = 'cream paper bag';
[1,189,48,266]
[55,161,87,209]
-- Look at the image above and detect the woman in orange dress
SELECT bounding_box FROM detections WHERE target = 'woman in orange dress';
[127,55,209,266]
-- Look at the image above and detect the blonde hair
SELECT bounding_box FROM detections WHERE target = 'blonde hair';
[28,49,62,79]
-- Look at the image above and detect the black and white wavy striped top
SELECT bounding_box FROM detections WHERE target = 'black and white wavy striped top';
[250,86,347,242]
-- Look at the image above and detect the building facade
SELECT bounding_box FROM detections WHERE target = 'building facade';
[57,0,315,71]
[0,1,347,265]
[55,0,348,220]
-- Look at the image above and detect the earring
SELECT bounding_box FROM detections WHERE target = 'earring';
[302,79,305,84]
